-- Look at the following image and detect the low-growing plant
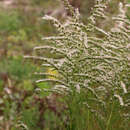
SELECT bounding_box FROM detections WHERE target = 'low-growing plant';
[25,0,130,129]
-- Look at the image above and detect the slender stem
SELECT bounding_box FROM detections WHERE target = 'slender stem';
[87,109,90,130]
[106,102,114,130]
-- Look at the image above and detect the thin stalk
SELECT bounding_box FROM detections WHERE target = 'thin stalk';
[106,102,114,130]
[87,109,90,130]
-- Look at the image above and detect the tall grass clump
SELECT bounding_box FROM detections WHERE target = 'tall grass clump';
[25,0,130,129]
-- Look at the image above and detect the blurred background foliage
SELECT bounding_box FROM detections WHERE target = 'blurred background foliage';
[0,0,130,129]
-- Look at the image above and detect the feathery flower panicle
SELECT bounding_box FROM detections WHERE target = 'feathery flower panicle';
[114,94,124,106]
[25,0,130,118]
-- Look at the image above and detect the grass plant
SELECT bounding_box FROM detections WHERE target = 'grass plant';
[24,0,129,129]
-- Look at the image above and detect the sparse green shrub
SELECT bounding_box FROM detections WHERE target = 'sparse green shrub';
[0,56,35,82]
[25,0,130,129]
[0,10,22,33]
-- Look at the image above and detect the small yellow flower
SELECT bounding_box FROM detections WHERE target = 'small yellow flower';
[47,68,59,80]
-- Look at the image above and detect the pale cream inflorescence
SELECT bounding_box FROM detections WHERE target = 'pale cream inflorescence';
[25,0,130,111]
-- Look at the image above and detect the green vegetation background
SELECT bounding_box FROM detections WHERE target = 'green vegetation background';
[0,0,129,129]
